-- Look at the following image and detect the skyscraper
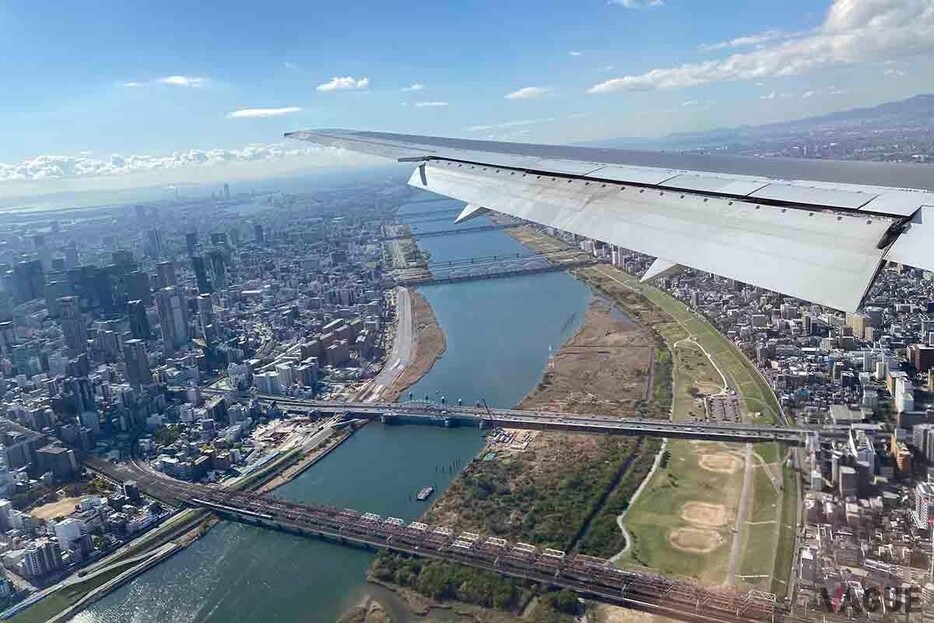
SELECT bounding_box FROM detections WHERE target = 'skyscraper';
[124,271,152,306]
[12,259,44,304]
[127,299,151,340]
[185,232,198,256]
[145,229,164,259]
[191,255,212,294]
[156,261,176,289]
[223,183,230,200]
[58,296,87,353]
[123,339,151,387]
[208,251,226,290]
[155,287,190,350]
[197,293,214,340]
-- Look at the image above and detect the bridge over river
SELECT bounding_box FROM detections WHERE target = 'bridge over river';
[202,390,841,446]
[89,458,781,623]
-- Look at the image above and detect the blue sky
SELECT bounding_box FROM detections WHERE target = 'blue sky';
[1,0,932,199]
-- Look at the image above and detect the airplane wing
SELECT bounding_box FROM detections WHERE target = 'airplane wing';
[287,129,934,312]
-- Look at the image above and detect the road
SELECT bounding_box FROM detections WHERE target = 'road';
[726,443,755,585]
[207,392,839,445]
[363,286,413,402]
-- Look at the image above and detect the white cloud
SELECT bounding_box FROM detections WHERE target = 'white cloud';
[413,101,448,107]
[802,90,817,98]
[569,51,583,57]
[157,75,206,88]
[884,68,906,76]
[760,91,776,100]
[402,83,425,92]
[0,143,369,183]
[681,99,698,107]
[608,0,663,8]
[468,118,554,132]
[123,75,207,88]
[316,76,370,92]
[227,107,302,119]
[588,0,934,93]
[283,61,300,70]
[700,30,795,51]
[505,86,551,100]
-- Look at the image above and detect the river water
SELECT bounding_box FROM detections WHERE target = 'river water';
[70,197,591,623]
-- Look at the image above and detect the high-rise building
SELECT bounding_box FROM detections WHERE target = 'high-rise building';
[155,287,190,350]
[54,518,83,550]
[23,539,63,577]
[191,255,212,294]
[185,232,198,256]
[253,223,264,244]
[0,499,13,532]
[127,299,151,340]
[62,376,95,413]
[156,261,176,289]
[44,280,72,318]
[124,271,152,307]
[58,296,87,353]
[223,183,230,201]
[12,259,44,304]
[197,294,214,340]
[145,229,164,259]
[123,339,151,388]
[208,251,227,289]
[36,445,77,480]
[0,321,16,356]
[64,242,79,268]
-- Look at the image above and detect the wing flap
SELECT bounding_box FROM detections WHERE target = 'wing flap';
[409,160,891,312]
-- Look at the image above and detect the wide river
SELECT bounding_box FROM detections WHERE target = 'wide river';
[71,197,591,623]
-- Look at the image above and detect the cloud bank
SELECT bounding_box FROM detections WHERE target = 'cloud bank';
[589,0,934,93]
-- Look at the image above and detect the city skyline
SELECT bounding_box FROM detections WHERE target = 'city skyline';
[3,0,933,200]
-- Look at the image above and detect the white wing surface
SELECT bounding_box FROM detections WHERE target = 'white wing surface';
[288,129,934,312]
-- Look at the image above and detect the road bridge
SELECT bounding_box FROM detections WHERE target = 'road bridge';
[87,459,780,623]
[395,257,597,287]
[381,222,519,241]
[202,391,839,445]
[425,249,584,268]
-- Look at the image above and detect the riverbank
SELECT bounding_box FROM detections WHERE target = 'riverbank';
[380,289,446,402]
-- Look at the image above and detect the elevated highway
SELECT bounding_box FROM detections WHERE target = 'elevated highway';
[202,390,841,445]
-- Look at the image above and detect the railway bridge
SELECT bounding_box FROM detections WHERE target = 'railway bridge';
[90,458,781,623]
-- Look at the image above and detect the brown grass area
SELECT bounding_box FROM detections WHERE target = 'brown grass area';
[516,298,654,417]
[382,290,446,402]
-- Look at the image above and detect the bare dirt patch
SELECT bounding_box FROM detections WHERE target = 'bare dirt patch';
[681,502,728,527]
[698,452,742,474]
[668,527,724,554]
[30,497,81,520]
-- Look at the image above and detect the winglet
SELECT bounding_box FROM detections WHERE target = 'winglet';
[455,204,489,224]
[641,257,683,283]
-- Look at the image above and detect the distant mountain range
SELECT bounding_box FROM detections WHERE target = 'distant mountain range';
[594,94,934,154]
